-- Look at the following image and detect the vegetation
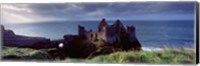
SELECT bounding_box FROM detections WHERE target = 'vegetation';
[2,46,196,64]
[2,47,56,61]
[85,49,196,64]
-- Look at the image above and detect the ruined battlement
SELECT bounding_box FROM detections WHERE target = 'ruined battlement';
[78,19,141,50]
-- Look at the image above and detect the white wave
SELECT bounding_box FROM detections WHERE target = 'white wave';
[142,47,163,51]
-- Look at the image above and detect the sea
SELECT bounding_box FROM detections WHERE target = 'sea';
[3,20,195,51]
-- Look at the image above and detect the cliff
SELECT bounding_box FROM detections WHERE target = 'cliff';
[1,25,51,49]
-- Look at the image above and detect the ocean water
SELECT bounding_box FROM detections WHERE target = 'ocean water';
[3,20,195,49]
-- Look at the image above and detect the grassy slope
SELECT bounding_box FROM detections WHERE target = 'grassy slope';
[1,47,196,64]
[65,49,196,64]
[91,49,195,64]
[2,47,53,61]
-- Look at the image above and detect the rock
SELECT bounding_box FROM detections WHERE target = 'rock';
[1,25,15,36]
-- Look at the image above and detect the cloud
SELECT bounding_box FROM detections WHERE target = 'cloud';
[0,2,196,23]
[1,7,34,23]
[1,4,32,13]
[86,9,110,16]
[1,4,67,24]
[64,4,84,11]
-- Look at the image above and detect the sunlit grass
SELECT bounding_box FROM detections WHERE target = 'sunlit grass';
[65,49,196,64]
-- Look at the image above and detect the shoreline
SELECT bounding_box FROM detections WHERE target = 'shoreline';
[142,47,163,51]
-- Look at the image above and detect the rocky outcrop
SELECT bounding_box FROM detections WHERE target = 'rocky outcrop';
[1,25,15,36]
[1,25,51,49]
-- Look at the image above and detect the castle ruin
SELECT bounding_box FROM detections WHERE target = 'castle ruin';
[77,18,141,50]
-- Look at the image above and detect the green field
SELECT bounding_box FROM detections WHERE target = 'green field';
[1,46,196,64]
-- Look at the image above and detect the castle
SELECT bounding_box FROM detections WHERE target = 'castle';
[62,18,141,58]
[77,18,141,50]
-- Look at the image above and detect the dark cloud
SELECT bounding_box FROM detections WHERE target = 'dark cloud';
[30,2,195,16]
[1,2,196,22]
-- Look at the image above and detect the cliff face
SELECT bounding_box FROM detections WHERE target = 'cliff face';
[1,25,15,36]
[1,25,51,49]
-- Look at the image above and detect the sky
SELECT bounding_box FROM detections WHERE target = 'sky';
[0,2,196,24]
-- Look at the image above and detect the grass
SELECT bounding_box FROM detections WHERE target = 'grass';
[1,46,196,64]
[64,49,196,64]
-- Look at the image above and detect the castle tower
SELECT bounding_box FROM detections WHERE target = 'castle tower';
[78,25,86,38]
[114,19,125,29]
[113,19,126,36]
[98,18,108,32]
[127,26,136,42]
